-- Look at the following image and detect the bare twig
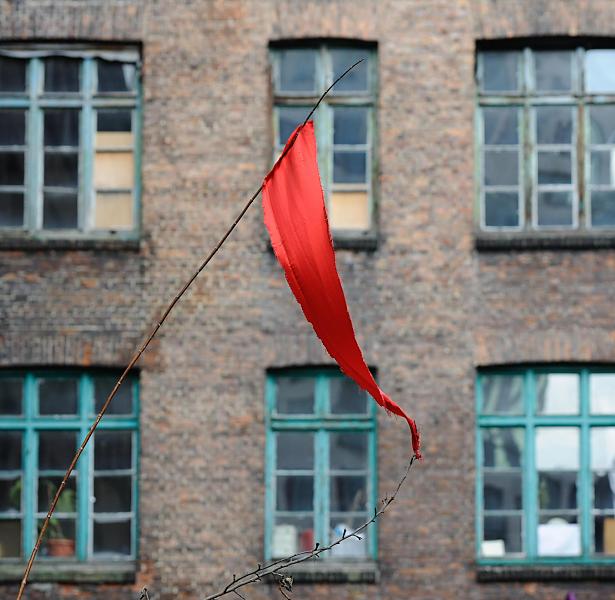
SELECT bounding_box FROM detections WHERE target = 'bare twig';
[16,59,365,600]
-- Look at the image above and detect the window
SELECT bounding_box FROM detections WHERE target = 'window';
[265,369,376,562]
[476,367,615,563]
[477,47,615,232]
[0,371,138,561]
[0,47,140,236]
[270,43,377,235]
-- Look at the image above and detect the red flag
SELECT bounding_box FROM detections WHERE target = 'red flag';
[263,122,421,458]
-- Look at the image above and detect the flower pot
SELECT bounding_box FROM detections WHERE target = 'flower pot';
[47,538,75,557]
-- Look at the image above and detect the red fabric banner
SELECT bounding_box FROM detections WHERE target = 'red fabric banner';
[262,122,421,458]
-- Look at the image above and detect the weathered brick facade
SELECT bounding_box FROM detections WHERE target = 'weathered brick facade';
[1,0,615,598]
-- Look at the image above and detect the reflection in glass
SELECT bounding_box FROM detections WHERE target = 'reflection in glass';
[586,50,615,93]
[537,151,572,185]
[536,374,579,415]
[539,471,577,509]
[484,192,519,228]
[536,106,573,145]
[276,432,313,470]
[94,431,132,470]
[536,427,579,471]
[330,432,367,470]
[592,191,615,227]
[483,472,522,510]
[39,379,78,415]
[537,191,573,227]
[481,52,519,92]
[590,106,615,144]
[333,151,366,183]
[483,428,523,468]
[534,51,572,92]
[277,107,306,145]
[330,377,367,414]
[590,375,615,414]
[278,49,316,93]
[276,377,314,414]
[334,107,367,145]
[94,376,132,414]
[483,107,518,145]
[481,374,523,414]
[591,151,611,185]
[484,150,518,186]
[331,48,369,92]
[276,475,313,511]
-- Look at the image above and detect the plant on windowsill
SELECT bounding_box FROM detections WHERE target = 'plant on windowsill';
[40,481,76,558]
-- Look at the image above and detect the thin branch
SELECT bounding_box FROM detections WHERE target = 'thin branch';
[16,59,365,600]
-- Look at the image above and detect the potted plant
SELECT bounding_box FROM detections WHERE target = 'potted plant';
[44,481,76,557]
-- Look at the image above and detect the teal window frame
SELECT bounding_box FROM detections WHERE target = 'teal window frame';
[0,370,139,562]
[476,365,615,566]
[264,368,378,562]
[0,46,142,239]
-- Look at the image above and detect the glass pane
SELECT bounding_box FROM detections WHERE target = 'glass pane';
[44,110,79,147]
[93,519,131,555]
[537,151,572,185]
[538,514,580,556]
[331,48,369,92]
[0,477,21,511]
[330,377,368,414]
[484,192,519,228]
[591,428,615,472]
[44,152,78,187]
[593,472,615,510]
[594,515,615,555]
[94,151,134,189]
[481,52,519,93]
[38,431,76,470]
[481,374,523,414]
[484,150,518,186]
[39,379,77,415]
[44,58,80,92]
[276,377,314,414]
[482,428,523,468]
[482,514,522,555]
[97,61,136,93]
[329,191,369,231]
[0,57,26,92]
[333,107,367,145]
[590,374,615,414]
[0,192,24,227]
[43,192,78,229]
[95,193,134,230]
[590,105,615,144]
[333,151,366,183]
[592,191,615,227]
[94,377,132,415]
[276,475,313,511]
[536,106,573,145]
[534,51,572,92]
[96,110,132,149]
[539,472,577,509]
[94,431,132,470]
[586,50,615,93]
[483,107,518,145]
[536,191,573,227]
[591,150,611,185]
[37,476,76,512]
[329,515,370,557]
[483,472,522,510]
[278,49,317,93]
[0,431,21,470]
[536,427,579,470]
[277,107,306,145]
[39,518,75,557]
[330,475,367,511]
[276,432,313,470]
[94,476,131,512]
[536,373,579,415]
[0,152,24,185]
[330,432,367,470]
[0,379,22,415]
[0,110,25,145]
[272,515,313,557]
[0,520,21,557]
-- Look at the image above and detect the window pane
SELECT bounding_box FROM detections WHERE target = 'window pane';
[484,192,519,228]
[0,110,25,145]
[44,152,79,187]
[329,191,369,231]
[39,431,76,470]
[93,377,132,415]
[0,57,26,92]
[44,58,80,92]
[330,432,367,470]
[537,151,572,185]
[329,515,370,557]
[329,377,368,414]
[592,428,615,511]
[38,379,77,415]
[96,110,132,150]
[276,376,314,414]
[277,107,306,145]
[480,374,523,414]
[94,431,132,470]
[482,514,522,555]
[536,427,579,470]
[0,379,22,415]
[44,110,79,147]
[536,106,573,144]
[536,373,579,415]
[333,151,366,183]
[590,105,615,145]
[276,432,313,470]
[482,428,523,468]
[590,374,615,414]
[93,520,131,555]
[94,151,134,189]
[484,150,518,186]
[594,515,615,555]
[333,107,367,145]
[0,192,24,227]
[484,472,522,510]
[272,515,314,557]
[539,471,577,509]
[0,431,21,470]
[94,476,131,512]
[483,107,518,145]
[43,192,78,229]
[534,51,572,92]
[586,50,615,93]
[0,520,21,557]
[278,49,317,93]
[37,476,76,512]
[330,475,367,511]
[536,191,573,227]
[276,475,313,511]
[0,152,24,185]
[0,477,21,511]
[39,518,75,557]
[590,150,612,185]
[97,61,136,93]
[591,191,615,227]
[538,514,580,556]
[481,52,519,93]
[331,48,369,92]
[95,193,134,230]
[593,472,614,510]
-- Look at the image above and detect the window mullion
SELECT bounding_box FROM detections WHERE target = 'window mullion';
[76,374,92,561]
[27,58,42,232]
[22,373,36,558]
[524,369,537,559]
[80,58,94,233]
[318,428,329,550]
[579,368,591,558]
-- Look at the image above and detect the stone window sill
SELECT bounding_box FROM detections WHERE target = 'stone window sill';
[476,563,615,582]
[475,231,615,251]
[266,560,379,584]
[332,231,378,251]
[0,234,140,252]
[0,561,136,583]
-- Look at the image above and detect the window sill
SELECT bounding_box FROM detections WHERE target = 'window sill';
[475,231,615,251]
[0,561,136,583]
[332,231,378,251]
[266,559,379,584]
[0,234,140,252]
[476,563,615,582]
